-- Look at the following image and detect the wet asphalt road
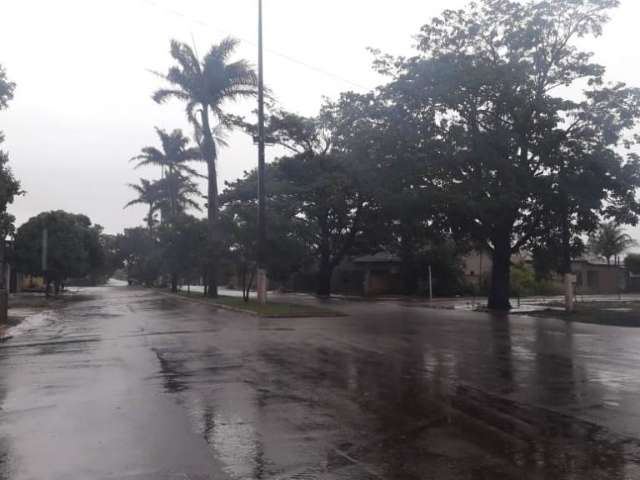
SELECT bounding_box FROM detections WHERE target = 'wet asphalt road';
[2,286,640,479]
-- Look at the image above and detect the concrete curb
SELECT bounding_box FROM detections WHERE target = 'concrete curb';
[159,291,260,317]
[415,303,458,311]
[159,290,346,318]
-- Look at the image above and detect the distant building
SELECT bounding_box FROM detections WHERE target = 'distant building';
[462,251,530,287]
[284,252,406,297]
[353,253,402,297]
[462,250,627,296]
[11,274,45,293]
[572,259,625,295]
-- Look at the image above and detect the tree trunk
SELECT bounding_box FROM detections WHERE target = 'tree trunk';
[200,107,219,298]
[202,269,208,296]
[169,167,177,218]
[316,215,332,297]
[316,263,333,297]
[241,264,248,302]
[488,238,512,311]
[400,227,417,295]
[147,207,154,231]
[243,267,255,303]
[560,193,572,275]
[170,273,178,293]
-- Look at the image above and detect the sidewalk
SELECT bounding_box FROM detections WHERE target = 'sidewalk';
[176,286,640,314]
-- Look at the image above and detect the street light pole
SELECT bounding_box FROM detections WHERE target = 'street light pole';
[256,0,268,304]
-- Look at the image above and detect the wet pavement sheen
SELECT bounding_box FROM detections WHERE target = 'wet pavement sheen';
[2,286,640,479]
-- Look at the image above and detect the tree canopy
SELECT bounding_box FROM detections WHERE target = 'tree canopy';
[234,106,383,295]
[0,64,22,247]
[0,65,15,110]
[373,0,640,308]
[0,62,20,297]
[118,0,640,309]
[15,211,108,290]
[625,253,640,275]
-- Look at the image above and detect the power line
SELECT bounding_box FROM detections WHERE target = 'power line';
[140,0,369,90]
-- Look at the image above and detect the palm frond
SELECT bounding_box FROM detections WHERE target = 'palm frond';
[124,198,144,209]
[170,40,202,77]
[152,88,190,104]
[206,37,240,63]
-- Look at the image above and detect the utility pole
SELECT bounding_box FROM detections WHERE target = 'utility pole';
[256,0,268,304]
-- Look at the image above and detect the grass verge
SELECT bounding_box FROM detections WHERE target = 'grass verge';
[519,301,640,327]
[176,292,345,318]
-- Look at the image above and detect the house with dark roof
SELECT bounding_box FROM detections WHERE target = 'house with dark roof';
[352,252,402,297]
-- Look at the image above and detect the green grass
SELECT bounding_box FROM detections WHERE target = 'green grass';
[176,293,345,318]
[524,301,640,327]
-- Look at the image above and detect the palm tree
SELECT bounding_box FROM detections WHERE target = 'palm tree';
[153,38,258,297]
[155,171,203,217]
[589,222,638,265]
[131,128,202,218]
[125,179,161,230]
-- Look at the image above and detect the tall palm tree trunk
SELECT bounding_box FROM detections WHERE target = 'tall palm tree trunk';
[147,206,154,231]
[201,107,219,298]
[168,166,176,218]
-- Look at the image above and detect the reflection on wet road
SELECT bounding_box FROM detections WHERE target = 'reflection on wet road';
[2,286,640,479]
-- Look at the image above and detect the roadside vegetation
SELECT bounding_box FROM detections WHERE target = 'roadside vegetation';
[14,211,120,294]
[0,65,22,297]
[3,0,640,313]
[118,0,640,310]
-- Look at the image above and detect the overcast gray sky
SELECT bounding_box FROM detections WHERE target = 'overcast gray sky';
[1,0,639,236]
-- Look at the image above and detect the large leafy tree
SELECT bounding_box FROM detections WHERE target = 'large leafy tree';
[131,128,202,218]
[327,90,451,294]
[625,253,640,274]
[237,108,381,296]
[0,65,15,109]
[117,227,162,287]
[220,177,309,301]
[0,64,23,289]
[95,233,125,284]
[153,38,258,297]
[382,0,640,309]
[15,211,106,293]
[0,135,22,239]
[0,65,21,235]
[157,214,208,293]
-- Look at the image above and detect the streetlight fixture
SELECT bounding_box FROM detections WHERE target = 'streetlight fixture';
[256,0,268,304]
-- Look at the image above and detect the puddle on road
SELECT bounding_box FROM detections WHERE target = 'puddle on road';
[2,311,56,340]
[146,316,640,479]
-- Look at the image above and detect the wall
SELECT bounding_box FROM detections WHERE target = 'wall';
[574,263,625,295]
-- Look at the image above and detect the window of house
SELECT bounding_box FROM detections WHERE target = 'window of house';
[587,271,599,289]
